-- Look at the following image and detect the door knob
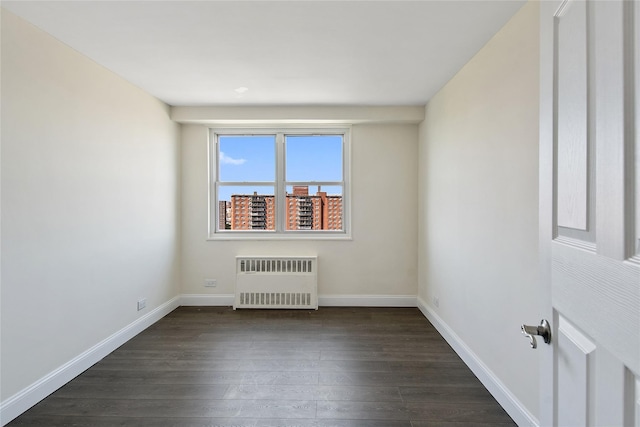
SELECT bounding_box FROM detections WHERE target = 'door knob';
[521,319,551,349]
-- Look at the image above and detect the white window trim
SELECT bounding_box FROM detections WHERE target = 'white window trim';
[208,126,352,240]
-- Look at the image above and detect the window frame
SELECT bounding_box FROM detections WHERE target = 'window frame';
[208,126,351,240]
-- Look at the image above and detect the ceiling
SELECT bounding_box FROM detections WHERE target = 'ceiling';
[2,1,526,107]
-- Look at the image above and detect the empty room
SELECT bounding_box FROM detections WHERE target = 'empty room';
[1,1,638,426]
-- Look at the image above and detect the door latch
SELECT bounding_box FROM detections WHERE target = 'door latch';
[521,319,551,349]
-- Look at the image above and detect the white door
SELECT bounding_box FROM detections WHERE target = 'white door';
[539,0,640,425]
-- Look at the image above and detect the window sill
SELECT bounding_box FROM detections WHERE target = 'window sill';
[207,232,352,241]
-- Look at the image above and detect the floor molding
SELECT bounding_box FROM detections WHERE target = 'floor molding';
[0,296,181,427]
[179,293,235,306]
[319,295,417,307]
[178,294,417,308]
[416,296,539,427]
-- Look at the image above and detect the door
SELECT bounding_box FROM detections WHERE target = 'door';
[539,0,640,425]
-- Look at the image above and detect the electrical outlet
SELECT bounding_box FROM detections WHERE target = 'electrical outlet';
[137,298,147,311]
[204,279,217,288]
[433,296,440,308]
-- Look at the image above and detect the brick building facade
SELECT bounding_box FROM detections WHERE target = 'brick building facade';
[222,186,342,231]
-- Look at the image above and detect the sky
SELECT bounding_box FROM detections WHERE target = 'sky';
[217,135,343,202]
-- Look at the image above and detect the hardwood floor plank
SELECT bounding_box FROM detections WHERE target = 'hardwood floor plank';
[399,385,495,403]
[25,397,246,418]
[411,423,516,427]
[240,372,319,385]
[255,420,412,427]
[223,385,403,402]
[92,358,248,372]
[311,360,391,372]
[71,370,246,385]
[7,307,516,426]
[54,383,230,400]
[7,415,260,427]
[405,401,515,423]
[316,400,411,420]
[182,350,322,360]
[319,349,457,361]
[236,400,317,418]
[319,371,484,387]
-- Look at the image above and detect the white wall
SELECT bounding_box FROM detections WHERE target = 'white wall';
[418,1,540,422]
[180,121,418,302]
[1,9,181,404]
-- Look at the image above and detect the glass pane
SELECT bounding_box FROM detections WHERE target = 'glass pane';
[285,185,343,231]
[217,185,275,231]
[219,135,275,182]
[286,135,343,182]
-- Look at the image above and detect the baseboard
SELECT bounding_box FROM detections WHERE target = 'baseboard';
[179,294,235,306]
[319,295,417,307]
[0,296,181,427]
[416,297,539,427]
[178,294,417,308]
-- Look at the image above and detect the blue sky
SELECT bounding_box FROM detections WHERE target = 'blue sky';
[218,135,343,201]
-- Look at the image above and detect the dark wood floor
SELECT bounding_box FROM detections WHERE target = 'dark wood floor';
[9,307,516,427]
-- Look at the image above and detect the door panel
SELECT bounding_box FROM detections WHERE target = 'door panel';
[594,0,634,260]
[540,0,640,425]
[635,377,640,426]
[635,0,640,261]
[552,243,640,373]
[556,0,588,230]
[556,316,595,426]
[623,369,640,426]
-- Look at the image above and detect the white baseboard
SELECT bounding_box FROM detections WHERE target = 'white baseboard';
[177,294,417,308]
[416,296,539,427]
[319,294,417,307]
[179,294,235,306]
[0,296,181,427]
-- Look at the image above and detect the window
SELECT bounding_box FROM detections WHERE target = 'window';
[210,127,350,239]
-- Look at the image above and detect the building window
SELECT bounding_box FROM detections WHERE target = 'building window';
[210,127,350,239]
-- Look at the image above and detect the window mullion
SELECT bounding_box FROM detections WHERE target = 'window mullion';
[276,133,286,233]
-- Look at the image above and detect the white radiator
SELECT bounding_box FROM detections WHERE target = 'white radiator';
[234,256,318,310]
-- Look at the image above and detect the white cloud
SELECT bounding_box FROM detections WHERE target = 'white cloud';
[220,152,246,165]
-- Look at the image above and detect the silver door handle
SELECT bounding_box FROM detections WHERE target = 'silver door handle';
[521,319,551,349]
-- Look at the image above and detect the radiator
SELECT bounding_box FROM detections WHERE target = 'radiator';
[234,256,318,310]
